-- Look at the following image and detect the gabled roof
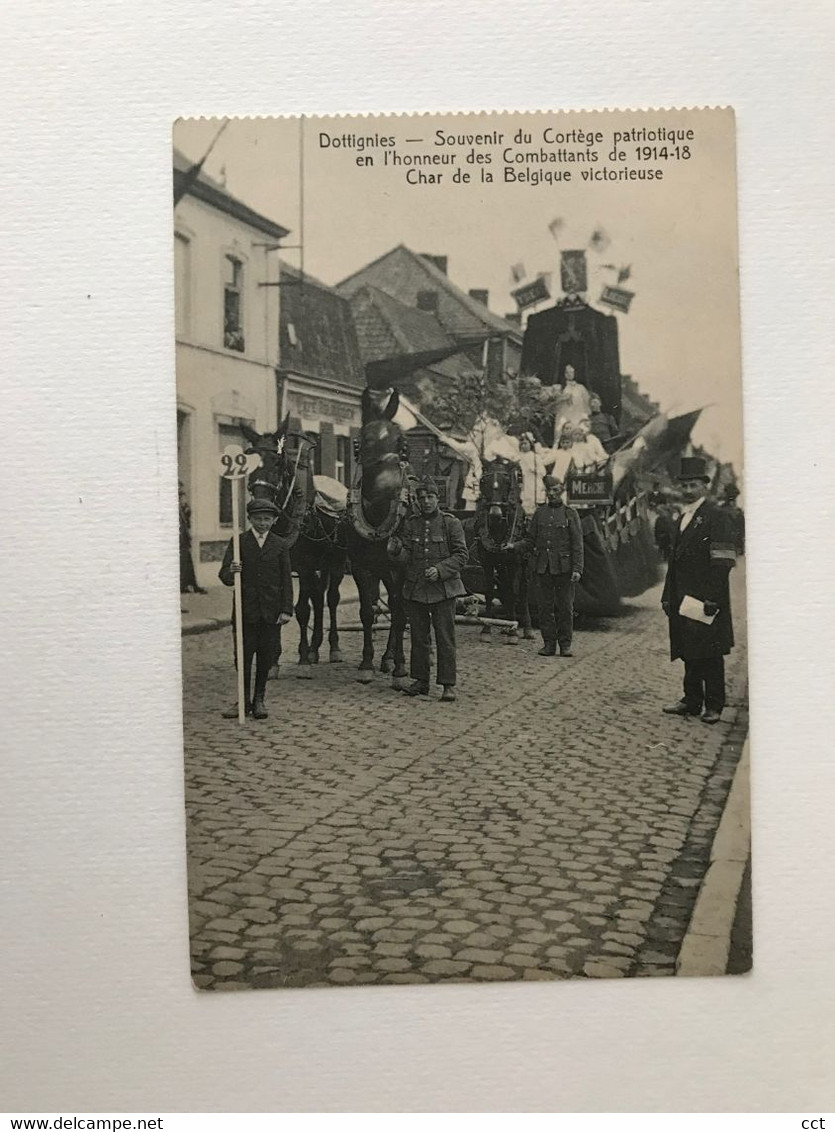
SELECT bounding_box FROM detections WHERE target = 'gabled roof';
[173,147,289,240]
[347,284,486,389]
[337,244,523,343]
[348,284,459,362]
[279,261,365,389]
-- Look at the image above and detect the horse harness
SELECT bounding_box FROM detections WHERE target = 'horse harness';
[347,457,411,543]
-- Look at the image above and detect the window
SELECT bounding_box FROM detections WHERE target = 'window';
[416,290,439,314]
[175,233,191,337]
[305,432,322,476]
[223,255,245,352]
[218,422,245,525]
[335,436,350,485]
[484,336,507,383]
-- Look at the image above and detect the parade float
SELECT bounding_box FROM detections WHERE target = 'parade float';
[446,283,706,618]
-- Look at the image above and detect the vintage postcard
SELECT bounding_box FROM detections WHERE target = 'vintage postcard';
[174,108,748,991]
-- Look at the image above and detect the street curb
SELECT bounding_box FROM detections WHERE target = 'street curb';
[181,596,360,637]
[183,617,231,636]
[676,737,751,976]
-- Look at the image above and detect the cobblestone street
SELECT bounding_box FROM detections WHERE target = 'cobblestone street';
[183,572,748,991]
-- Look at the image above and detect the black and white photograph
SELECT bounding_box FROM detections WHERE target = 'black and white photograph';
[174,107,749,992]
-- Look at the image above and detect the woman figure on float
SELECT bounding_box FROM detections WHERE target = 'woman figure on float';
[553,364,592,437]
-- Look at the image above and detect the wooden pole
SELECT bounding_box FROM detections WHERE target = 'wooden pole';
[231,474,246,724]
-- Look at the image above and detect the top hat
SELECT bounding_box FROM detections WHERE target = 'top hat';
[247,496,280,516]
[543,474,564,490]
[415,475,439,495]
[677,456,711,482]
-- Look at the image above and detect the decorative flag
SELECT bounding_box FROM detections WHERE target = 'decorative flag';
[511,273,551,310]
[560,250,588,294]
[617,264,632,284]
[510,262,526,283]
[173,119,230,206]
[547,217,565,240]
[589,227,611,253]
[599,284,635,313]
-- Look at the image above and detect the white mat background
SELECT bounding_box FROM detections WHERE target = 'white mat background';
[3,0,834,1113]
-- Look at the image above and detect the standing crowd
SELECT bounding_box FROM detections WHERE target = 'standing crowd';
[212,448,740,727]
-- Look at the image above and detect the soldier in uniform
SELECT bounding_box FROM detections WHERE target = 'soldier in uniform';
[387,476,469,702]
[218,497,294,720]
[661,457,737,724]
[512,473,584,657]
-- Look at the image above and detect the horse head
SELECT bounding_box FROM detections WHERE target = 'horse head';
[352,386,409,534]
[479,459,519,517]
[241,420,292,504]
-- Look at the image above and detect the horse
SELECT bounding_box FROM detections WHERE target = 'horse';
[240,420,302,528]
[344,387,411,689]
[468,458,534,641]
[292,481,349,677]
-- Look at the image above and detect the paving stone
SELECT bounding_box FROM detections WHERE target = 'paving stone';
[584,961,628,978]
[377,957,413,972]
[452,948,504,964]
[503,953,544,970]
[328,968,357,984]
[374,943,412,957]
[470,965,516,980]
[603,931,644,947]
[355,917,392,931]
[443,920,480,934]
[421,959,471,976]
[414,943,453,960]
[209,946,246,960]
[212,961,244,976]
[602,941,635,957]
[541,909,575,923]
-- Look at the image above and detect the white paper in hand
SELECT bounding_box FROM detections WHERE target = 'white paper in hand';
[679,594,718,625]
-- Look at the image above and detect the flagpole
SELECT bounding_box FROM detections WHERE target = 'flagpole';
[231,476,246,724]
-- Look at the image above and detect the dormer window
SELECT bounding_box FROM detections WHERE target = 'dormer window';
[223,255,245,352]
[416,290,439,314]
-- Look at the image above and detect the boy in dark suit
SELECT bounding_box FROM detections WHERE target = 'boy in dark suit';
[661,457,737,724]
[219,497,294,720]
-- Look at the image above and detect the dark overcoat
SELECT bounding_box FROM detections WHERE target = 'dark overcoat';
[661,500,736,661]
[219,529,294,623]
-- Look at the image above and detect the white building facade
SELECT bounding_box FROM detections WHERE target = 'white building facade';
[173,151,288,587]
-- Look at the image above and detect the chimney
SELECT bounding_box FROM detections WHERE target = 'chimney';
[469,289,489,307]
[421,254,448,275]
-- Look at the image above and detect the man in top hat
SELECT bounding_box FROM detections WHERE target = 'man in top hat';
[218,496,294,720]
[387,476,469,702]
[661,456,738,724]
[510,473,584,657]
